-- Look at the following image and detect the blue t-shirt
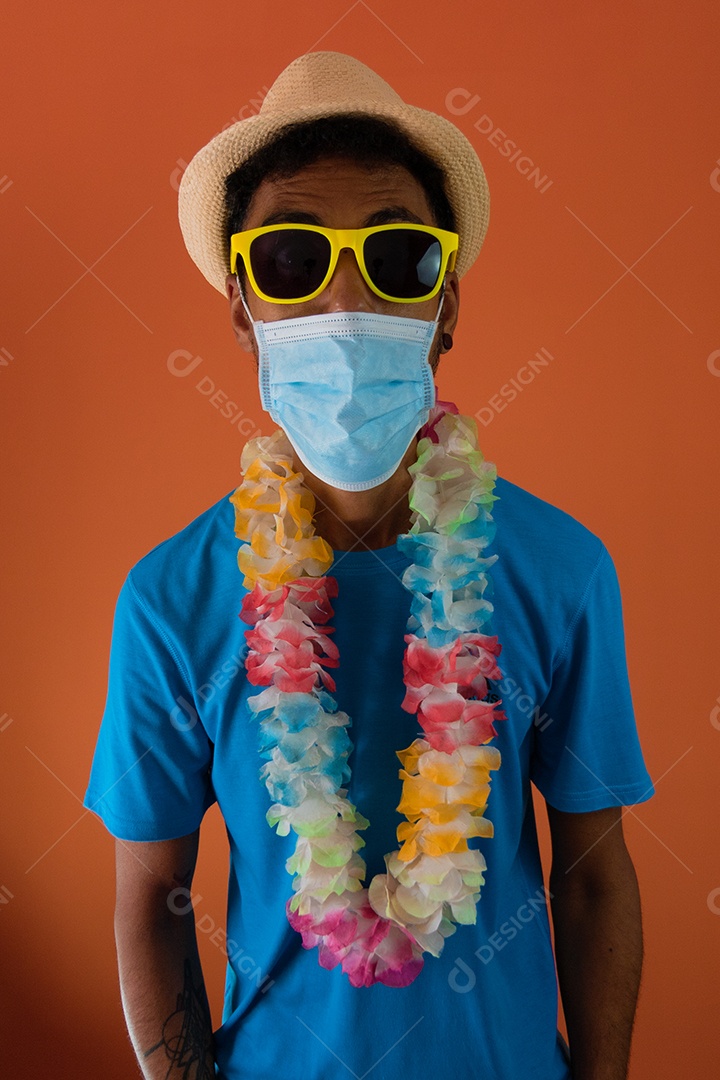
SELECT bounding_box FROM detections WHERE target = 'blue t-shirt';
[83,474,654,1080]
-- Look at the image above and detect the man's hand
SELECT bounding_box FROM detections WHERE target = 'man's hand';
[114,829,216,1079]
[547,804,644,1080]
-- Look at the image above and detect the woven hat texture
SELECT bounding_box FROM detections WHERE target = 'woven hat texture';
[178,51,490,295]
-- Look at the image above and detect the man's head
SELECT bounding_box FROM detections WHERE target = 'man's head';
[222,115,460,373]
[177,52,490,497]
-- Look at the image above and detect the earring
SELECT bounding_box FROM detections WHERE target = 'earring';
[441,332,454,352]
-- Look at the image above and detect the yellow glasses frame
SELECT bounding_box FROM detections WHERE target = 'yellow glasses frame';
[229,222,459,304]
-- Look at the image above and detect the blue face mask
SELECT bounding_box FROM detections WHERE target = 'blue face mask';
[238,284,445,491]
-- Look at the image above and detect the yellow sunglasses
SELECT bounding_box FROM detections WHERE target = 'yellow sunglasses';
[229,222,459,304]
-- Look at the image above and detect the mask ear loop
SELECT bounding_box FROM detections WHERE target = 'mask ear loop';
[434,282,446,326]
[433,278,455,354]
[235,270,256,326]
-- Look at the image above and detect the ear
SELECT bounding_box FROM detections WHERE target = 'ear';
[225,272,257,355]
[440,271,459,351]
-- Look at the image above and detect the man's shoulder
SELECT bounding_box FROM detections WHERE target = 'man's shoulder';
[493,473,607,576]
[490,475,616,658]
[123,487,238,610]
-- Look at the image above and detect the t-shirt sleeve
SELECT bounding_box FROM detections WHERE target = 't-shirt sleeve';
[530,542,655,812]
[83,570,216,841]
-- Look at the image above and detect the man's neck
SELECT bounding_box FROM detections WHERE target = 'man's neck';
[294,436,419,552]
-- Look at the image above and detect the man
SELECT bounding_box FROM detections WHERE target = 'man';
[84,52,655,1080]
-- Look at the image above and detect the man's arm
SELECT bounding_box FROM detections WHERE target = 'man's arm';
[547,804,644,1080]
[114,828,216,1079]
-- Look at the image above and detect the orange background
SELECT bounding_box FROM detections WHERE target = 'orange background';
[1,2,719,1076]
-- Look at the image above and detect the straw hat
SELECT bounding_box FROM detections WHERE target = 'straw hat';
[178,51,490,295]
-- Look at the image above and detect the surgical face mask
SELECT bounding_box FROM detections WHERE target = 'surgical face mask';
[237,280,445,492]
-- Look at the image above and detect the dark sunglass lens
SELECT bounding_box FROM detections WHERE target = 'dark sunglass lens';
[364,229,442,298]
[250,229,331,299]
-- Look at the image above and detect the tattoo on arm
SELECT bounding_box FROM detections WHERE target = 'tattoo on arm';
[144,958,214,1079]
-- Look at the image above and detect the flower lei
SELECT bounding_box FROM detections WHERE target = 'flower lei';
[229,397,506,988]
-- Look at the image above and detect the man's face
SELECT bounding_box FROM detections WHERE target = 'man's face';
[225,156,459,371]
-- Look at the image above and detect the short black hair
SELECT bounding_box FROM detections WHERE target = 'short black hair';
[223,113,456,271]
